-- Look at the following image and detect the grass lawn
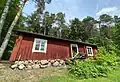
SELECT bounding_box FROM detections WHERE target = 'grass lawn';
[39,66,120,82]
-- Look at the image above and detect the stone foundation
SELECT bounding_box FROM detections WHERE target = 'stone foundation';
[10,59,66,70]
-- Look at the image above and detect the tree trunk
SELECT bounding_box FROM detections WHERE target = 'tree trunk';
[44,26,46,35]
[0,1,26,59]
[0,0,11,43]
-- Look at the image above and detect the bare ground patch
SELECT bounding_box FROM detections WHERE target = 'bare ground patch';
[0,63,67,82]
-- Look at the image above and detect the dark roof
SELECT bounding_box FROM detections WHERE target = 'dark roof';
[16,30,97,47]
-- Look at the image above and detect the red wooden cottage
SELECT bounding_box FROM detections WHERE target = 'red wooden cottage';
[10,30,97,61]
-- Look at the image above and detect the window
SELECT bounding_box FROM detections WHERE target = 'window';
[32,38,47,53]
[86,46,93,56]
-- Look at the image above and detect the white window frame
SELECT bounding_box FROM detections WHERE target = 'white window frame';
[71,44,79,58]
[32,38,47,53]
[86,46,93,56]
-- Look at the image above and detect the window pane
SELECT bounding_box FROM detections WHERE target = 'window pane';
[40,40,45,51]
[87,47,92,55]
[35,44,40,50]
[36,39,40,43]
[34,39,41,50]
[40,44,45,51]
[40,47,44,51]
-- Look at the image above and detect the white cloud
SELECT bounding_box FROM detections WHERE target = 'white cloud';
[46,0,81,23]
[96,7,120,17]
[95,3,99,12]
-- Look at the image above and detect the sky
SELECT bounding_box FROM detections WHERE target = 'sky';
[23,0,120,23]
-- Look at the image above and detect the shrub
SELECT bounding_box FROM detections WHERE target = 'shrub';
[68,47,118,79]
[68,60,110,79]
[95,47,118,66]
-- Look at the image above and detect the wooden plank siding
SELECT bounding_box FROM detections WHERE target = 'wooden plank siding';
[78,45,87,57]
[10,33,97,61]
[10,35,23,61]
[10,36,70,61]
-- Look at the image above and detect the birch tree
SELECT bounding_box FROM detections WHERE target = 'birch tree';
[0,0,11,42]
[0,0,52,59]
[0,0,27,59]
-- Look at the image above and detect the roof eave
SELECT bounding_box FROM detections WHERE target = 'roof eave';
[16,30,97,47]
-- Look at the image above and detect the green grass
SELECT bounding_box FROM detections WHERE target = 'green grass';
[39,76,78,82]
[39,67,120,82]
[80,68,120,82]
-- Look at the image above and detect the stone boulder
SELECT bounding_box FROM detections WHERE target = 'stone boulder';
[26,65,32,70]
[59,63,62,67]
[40,60,49,65]
[24,61,29,65]
[33,60,38,64]
[56,59,60,62]
[60,60,65,64]
[17,61,24,65]
[10,64,18,69]
[15,61,19,64]
[18,64,25,70]
[37,61,41,64]
[47,62,51,67]
[53,61,59,67]
[10,59,66,70]
[40,65,48,68]
[50,60,55,64]
[32,64,40,69]
[28,60,33,64]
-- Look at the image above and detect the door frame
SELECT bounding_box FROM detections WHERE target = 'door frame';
[70,44,79,58]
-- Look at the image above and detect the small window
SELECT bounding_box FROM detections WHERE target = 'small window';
[86,46,93,56]
[32,38,47,53]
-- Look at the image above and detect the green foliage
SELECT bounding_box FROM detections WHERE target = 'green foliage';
[112,23,120,51]
[68,60,109,79]
[99,14,113,23]
[69,18,85,41]
[0,0,20,59]
[0,0,19,44]
[25,11,67,37]
[25,12,41,33]
[39,67,120,82]
[68,47,118,79]
[95,47,118,66]
[2,36,15,60]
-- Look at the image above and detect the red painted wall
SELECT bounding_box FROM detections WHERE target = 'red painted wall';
[78,45,87,56]
[10,35,23,61]
[10,35,97,61]
[78,45,86,53]
[78,45,97,57]
[10,35,70,61]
